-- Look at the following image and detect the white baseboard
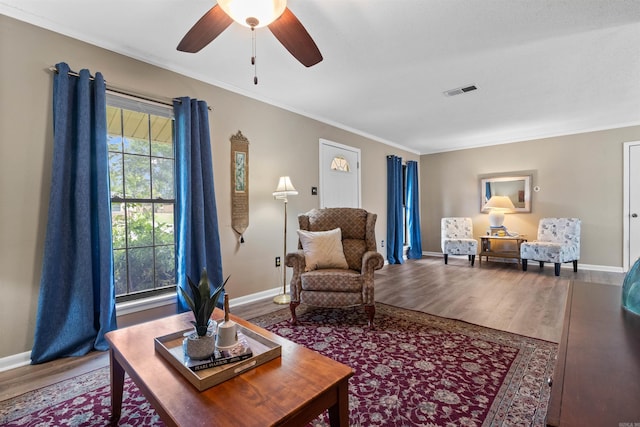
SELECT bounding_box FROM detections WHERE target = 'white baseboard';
[229,286,283,307]
[116,286,285,316]
[424,251,625,273]
[577,263,624,273]
[0,351,31,372]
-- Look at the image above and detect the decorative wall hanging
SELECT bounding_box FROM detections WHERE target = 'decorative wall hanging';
[231,131,249,243]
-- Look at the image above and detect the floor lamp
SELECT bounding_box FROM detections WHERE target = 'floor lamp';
[273,176,298,304]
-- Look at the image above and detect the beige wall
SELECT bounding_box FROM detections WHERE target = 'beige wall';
[421,126,640,267]
[3,14,637,361]
[0,16,418,358]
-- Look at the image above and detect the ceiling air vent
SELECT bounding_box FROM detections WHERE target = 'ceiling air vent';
[443,84,477,97]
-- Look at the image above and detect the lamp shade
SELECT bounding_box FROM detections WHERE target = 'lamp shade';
[273,176,298,199]
[217,0,287,28]
[485,196,515,210]
[485,196,515,228]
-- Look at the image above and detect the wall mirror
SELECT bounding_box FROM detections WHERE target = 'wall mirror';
[480,174,531,213]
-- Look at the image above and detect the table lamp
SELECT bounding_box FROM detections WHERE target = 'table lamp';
[485,195,515,228]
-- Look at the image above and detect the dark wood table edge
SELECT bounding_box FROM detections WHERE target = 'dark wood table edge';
[545,279,574,426]
[545,280,640,426]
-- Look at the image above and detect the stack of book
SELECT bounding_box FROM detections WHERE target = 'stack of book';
[488,226,508,237]
[183,332,253,372]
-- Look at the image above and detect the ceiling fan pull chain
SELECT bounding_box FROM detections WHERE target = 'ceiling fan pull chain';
[251,27,258,85]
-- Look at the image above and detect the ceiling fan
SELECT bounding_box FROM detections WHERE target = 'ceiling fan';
[177,0,323,68]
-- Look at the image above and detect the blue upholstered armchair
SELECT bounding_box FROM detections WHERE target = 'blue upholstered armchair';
[441,217,478,266]
[520,218,581,276]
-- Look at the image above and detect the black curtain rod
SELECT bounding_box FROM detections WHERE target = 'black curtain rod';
[48,65,212,110]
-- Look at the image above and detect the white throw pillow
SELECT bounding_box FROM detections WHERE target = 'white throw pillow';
[297,228,349,272]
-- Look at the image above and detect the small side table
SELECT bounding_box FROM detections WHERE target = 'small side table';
[479,235,527,266]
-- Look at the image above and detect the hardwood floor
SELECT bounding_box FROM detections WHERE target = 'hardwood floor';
[375,255,622,343]
[0,255,624,403]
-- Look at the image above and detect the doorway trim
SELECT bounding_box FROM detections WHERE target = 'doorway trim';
[623,140,640,271]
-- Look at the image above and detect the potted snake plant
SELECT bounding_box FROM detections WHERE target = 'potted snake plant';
[179,268,229,359]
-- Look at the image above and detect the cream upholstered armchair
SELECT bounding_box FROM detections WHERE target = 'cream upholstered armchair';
[520,218,581,276]
[285,208,384,327]
[441,217,478,266]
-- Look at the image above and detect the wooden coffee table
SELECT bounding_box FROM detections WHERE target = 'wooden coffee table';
[105,309,353,426]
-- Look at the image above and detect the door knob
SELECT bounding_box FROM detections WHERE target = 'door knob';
[633,213,638,218]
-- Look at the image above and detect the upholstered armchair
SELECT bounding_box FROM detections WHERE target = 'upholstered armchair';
[285,208,384,327]
[520,218,581,276]
[441,217,478,266]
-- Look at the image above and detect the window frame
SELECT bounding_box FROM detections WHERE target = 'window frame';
[106,92,177,303]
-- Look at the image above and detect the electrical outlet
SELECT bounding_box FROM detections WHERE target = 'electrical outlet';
[275,256,281,267]
[381,240,385,248]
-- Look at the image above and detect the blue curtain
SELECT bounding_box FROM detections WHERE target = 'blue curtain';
[174,97,224,312]
[386,155,404,264]
[31,62,116,364]
[406,161,423,259]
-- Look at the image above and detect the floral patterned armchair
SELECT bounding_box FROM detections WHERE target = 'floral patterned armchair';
[520,218,581,276]
[441,217,478,266]
[285,208,384,327]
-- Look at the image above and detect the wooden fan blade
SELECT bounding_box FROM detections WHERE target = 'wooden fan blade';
[177,5,233,53]
[268,8,323,67]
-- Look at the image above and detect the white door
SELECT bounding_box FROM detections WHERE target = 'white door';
[319,139,360,208]
[627,142,640,269]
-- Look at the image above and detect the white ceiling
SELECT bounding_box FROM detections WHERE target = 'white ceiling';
[2,0,640,154]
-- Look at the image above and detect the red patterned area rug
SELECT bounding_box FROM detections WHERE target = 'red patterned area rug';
[0,304,556,427]
[254,303,557,427]
[0,367,162,426]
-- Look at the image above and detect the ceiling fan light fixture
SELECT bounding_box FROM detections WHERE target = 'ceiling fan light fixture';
[217,0,287,28]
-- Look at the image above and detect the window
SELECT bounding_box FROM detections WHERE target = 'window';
[106,93,175,301]
[330,155,350,172]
